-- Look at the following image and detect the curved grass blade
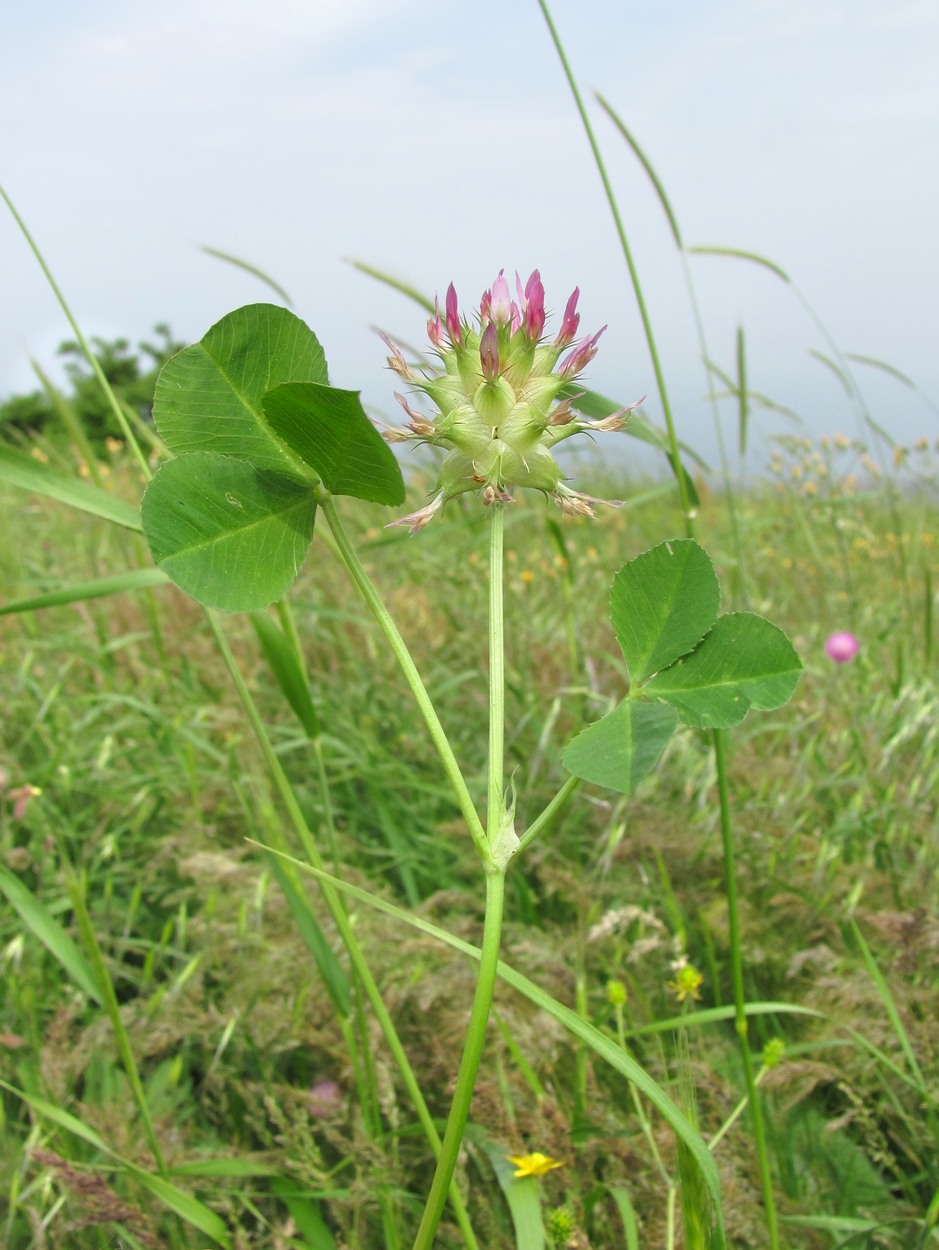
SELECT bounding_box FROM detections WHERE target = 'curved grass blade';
[0,568,169,616]
[595,92,682,248]
[809,348,852,397]
[0,443,142,531]
[845,353,916,388]
[200,245,293,306]
[0,865,102,1003]
[688,245,791,283]
[346,259,436,315]
[250,610,321,738]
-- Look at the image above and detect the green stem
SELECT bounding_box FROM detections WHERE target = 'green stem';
[317,489,488,858]
[713,728,780,1250]
[68,871,168,1178]
[412,867,507,1250]
[413,500,509,1248]
[517,773,580,854]
[537,0,695,534]
[487,505,506,839]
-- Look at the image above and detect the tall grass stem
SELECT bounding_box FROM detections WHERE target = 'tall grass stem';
[536,1,695,533]
[713,728,781,1249]
[317,489,488,857]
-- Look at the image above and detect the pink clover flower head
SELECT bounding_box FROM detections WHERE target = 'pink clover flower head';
[381,270,638,532]
[825,631,860,664]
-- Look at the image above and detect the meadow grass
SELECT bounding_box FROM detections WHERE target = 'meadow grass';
[2,4,938,1241]
[2,437,938,1248]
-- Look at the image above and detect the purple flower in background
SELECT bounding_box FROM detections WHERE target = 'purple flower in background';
[825,632,860,663]
[308,1079,342,1118]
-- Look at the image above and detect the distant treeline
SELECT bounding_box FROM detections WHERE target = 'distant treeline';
[0,325,184,445]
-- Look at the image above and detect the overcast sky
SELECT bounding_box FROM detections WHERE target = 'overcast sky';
[2,0,938,474]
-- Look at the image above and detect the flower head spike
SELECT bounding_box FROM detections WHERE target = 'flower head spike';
[445,283,462,345]
[559,325,607,377]
[479,321,500,382]
[517,269,546,340]
[427,298,446,349]
[383,271,637,532]
[556,287,580,346]
[488,270,515,326]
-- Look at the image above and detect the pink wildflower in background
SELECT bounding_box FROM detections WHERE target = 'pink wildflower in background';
[825,632,860,664]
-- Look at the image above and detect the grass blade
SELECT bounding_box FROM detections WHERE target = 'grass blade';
[0,568,169,615]
[688,245,791,283]
[0,443,142,530]
[0,865,102,1003]
[200,245,293,305]
[346,259,436,314]
[595,92,682,248]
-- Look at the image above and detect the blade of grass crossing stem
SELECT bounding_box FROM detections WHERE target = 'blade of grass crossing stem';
[0,1081,230,1248]
[257,844,729,1246]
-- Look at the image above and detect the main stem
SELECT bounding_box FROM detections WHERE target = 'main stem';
[713,728,781,1250]
[412,506,509,1249]
[487,505,506,834]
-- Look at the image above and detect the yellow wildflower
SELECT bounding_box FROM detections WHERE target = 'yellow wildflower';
[667,964,703,1003]
[508,1151,565,1178]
